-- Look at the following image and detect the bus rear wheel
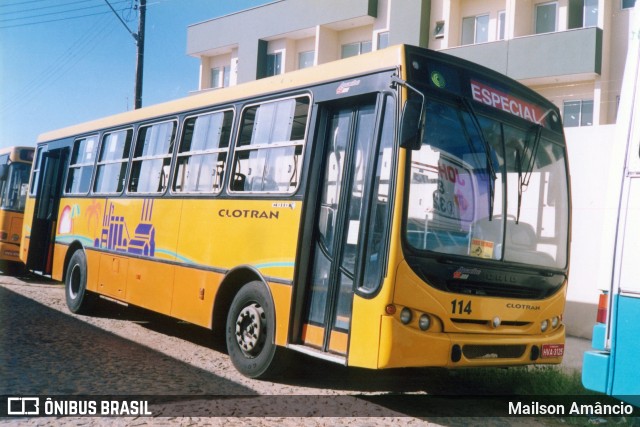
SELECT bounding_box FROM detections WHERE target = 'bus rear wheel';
[65,250,97,314]
[226,281,287,379]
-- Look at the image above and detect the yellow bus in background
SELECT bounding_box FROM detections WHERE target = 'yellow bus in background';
[21,45,570,379]
[0,146,34,272]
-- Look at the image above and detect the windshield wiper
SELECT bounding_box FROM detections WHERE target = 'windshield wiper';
[460,97,497,220]
[516,124,543,224]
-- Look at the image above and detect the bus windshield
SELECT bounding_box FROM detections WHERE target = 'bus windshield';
[0,162,31,212]
[405,98,569,270]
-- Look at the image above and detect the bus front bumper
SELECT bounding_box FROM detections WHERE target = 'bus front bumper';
[378,315,566,369]
[0,241,22,263]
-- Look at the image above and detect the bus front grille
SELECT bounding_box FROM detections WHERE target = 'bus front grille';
[446,281,547,299]
[462,344,527,360]
[451,318,531,328]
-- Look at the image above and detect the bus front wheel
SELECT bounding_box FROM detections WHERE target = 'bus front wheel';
[225,281,287,379]
[65,250,97,314]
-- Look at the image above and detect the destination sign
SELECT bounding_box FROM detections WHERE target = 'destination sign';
[470,80,546,124]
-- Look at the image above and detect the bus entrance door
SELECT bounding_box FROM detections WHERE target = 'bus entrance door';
[26,148,67,274]
[301,102,376,357]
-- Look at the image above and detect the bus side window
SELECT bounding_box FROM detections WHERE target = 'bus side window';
[66,135,98,195]
[231,96,309,193]
[128,121,176,194]
[94,129,133,194]
[173,110,232,194]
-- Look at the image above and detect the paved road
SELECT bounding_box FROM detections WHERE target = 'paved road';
[0,272,594,426]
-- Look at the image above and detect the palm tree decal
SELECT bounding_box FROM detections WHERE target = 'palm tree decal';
[86,200,102,238]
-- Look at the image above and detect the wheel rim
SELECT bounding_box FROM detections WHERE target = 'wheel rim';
[234,303,266,357]
[68,264,81,300]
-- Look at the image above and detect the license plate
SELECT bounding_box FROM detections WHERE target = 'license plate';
[541,344,565,358]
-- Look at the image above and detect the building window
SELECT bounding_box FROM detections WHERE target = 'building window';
[569,0,599,29]
[341,41,372,59]
[298,51,314,69]
[66,135,98,194]
[211,66,230,89]
[266,52,282,76]
[434,21,445,39]
[584,0,598,27]
[498,11,506,40]
[377,32,390,49]
[563,100,594,127]
[462,14,489,45]
[623,0,636,9]
[536,2,558,34]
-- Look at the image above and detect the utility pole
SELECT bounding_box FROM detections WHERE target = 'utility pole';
[134,0,146,109]
[104,0,146,109]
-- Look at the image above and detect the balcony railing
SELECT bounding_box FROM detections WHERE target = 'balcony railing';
[442,27,602,82]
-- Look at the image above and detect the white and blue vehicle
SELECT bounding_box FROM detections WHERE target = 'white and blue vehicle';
[582,5,640,407]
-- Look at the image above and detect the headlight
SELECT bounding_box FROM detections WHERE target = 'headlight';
[400,307,412,324]
[419,314,431,331]
[541,319,549,332]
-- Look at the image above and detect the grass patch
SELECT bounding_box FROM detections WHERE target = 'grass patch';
[444,365,589,395]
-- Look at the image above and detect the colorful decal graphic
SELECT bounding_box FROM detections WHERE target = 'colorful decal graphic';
[58,206,72,234]
[86,200,102,237]
[94,199,156,257]
[58,204,80,234]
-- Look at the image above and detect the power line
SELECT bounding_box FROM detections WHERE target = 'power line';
[103,0,137,41]
[0,0,130,23]
[0,0,51,9]
[0,0,100,16]
[0,10,111,29]
[0,15,119,117]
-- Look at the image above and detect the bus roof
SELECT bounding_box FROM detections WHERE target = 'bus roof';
[0,146,35,164]
[38,45,406,143]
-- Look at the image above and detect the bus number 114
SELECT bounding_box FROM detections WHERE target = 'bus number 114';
[451,299,472,315]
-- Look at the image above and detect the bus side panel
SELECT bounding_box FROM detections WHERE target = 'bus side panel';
[170,198,300,334]
[51,243,69,281]
[168,268,292,342]
[611,294,640,402]
[85,248,101,293]
[54,197,182,315]
[19,198,36,264]
[126,256,175,315]
[171,266,222,328]
[268,281,293,346]
[173,199,301,280]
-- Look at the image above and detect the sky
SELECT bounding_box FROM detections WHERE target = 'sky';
[0,0,271,148]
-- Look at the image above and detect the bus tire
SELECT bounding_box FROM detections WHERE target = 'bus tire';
[226,281,287,379]
[65,250,97,314]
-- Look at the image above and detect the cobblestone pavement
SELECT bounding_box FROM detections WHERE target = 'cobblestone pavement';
[0,273,583,426]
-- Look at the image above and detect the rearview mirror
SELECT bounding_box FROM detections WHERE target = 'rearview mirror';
[0,164,8,181]
[399,98,425,151]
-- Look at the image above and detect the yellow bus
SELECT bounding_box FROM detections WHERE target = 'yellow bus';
[21,45,570,378]
[0,146,34,271]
